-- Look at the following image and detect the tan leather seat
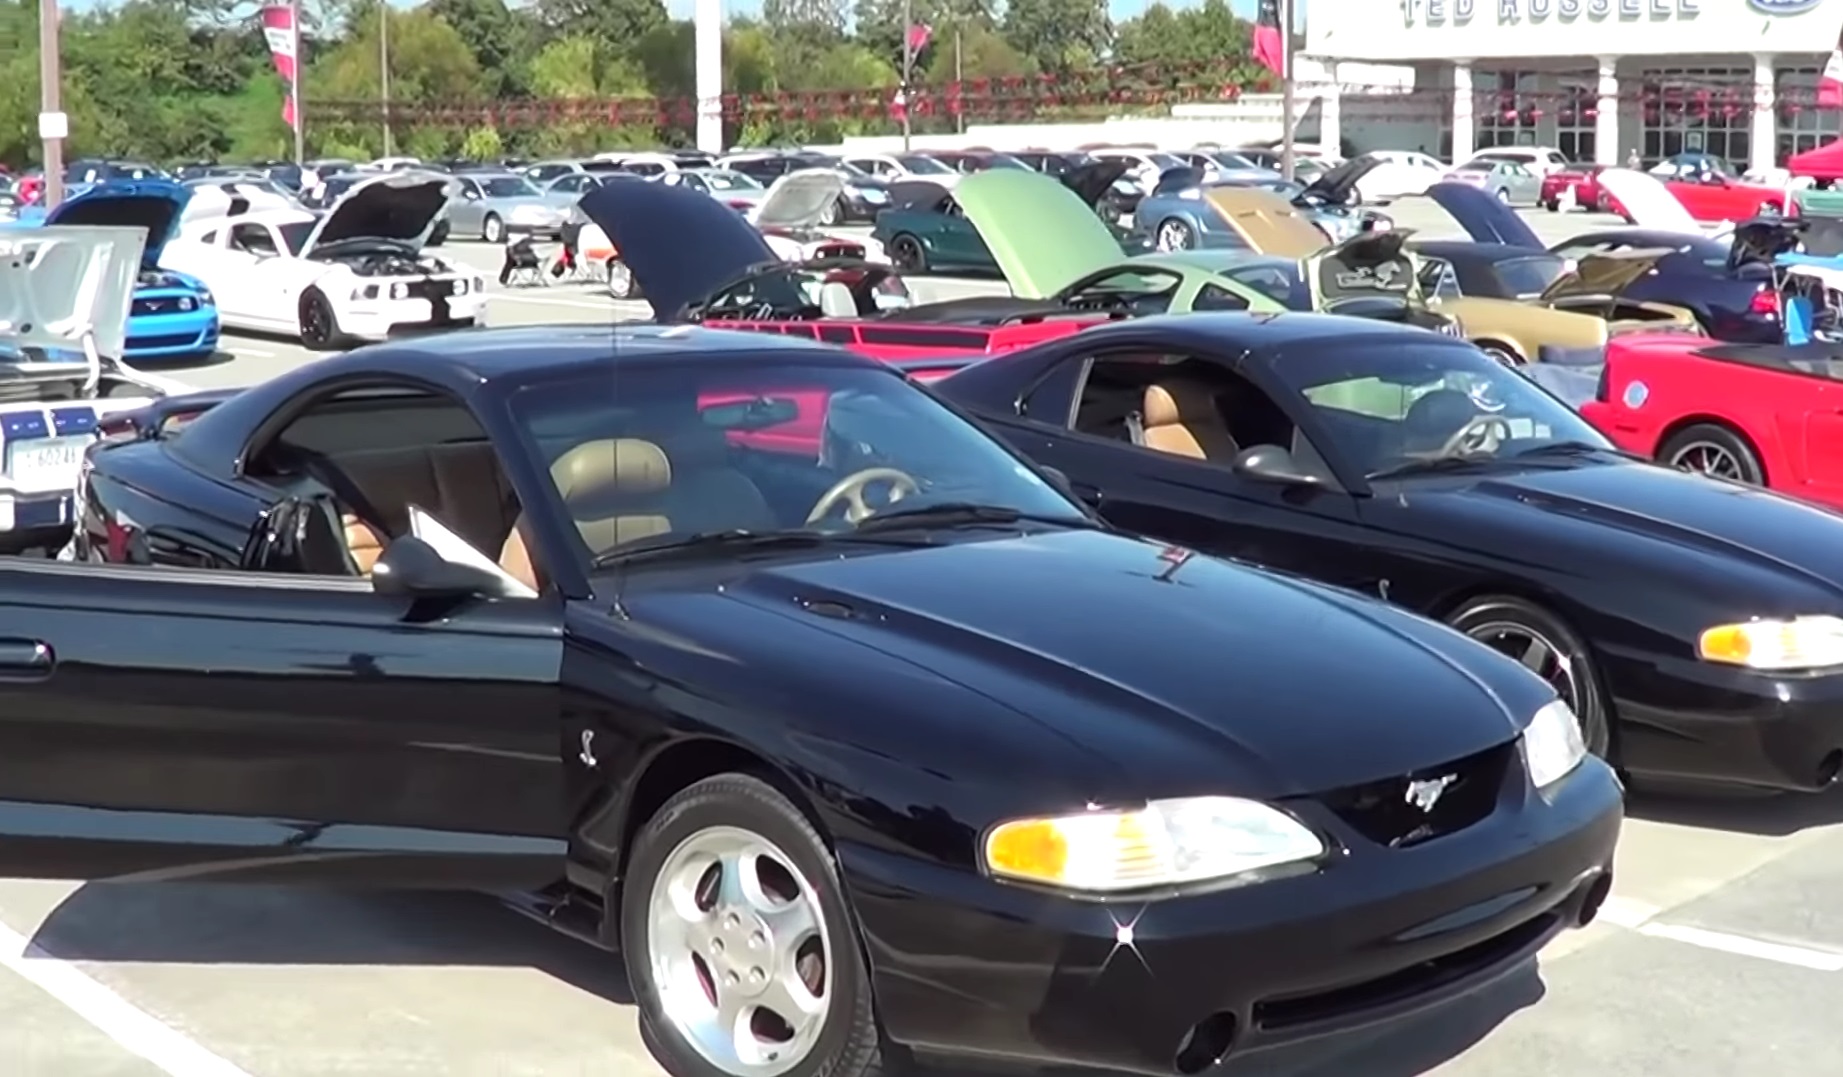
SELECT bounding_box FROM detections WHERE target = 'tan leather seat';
[341,514,388,574]
[1141,380,1239,461]
[498,438,674,591]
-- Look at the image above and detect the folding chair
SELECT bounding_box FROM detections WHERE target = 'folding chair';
[499,237,547,287]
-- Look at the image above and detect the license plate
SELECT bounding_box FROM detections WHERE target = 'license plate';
[7,436,91,493]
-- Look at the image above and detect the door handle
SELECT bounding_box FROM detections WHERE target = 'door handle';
[0,640,54,680]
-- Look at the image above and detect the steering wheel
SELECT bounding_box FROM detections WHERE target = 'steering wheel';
[806,467,920,525]
[1439,415,1514,457]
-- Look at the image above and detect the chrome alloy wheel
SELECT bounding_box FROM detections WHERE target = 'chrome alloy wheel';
[1668,440,1745,480]
[647,825,832,1077]
[1155,219,1192,251]
[1465,620,1582,714]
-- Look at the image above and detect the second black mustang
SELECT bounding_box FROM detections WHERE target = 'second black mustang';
[934,311,1843,794]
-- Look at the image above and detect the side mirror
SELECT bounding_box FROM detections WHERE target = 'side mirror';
[1040,465,1102,507]
[1232,444,1322,487]
[372,536,504,598]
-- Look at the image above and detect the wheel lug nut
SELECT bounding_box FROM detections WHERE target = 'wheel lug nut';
[750,967,765,984]
[724,913,740,929]
[725,971,740,985]
[750,931,764,948]
[711,939,725,954]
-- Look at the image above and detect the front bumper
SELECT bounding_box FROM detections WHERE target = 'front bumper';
[124,306,219,362]
[844,760,1623,1075]
[337,291,486,340]
[1609,652,1843,791]
[506,218,566,239]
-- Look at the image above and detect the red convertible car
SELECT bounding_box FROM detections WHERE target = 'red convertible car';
[1581,333,1843,505]
[578,178,1101,362]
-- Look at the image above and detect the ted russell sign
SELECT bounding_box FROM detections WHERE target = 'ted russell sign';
[1403,0,1700,24]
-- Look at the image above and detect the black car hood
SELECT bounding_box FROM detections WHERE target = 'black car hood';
[1729,216,1808,271]
[1409,462,1843,603]
[886,180,954,213]
[710,530,1537,798]
[1299,155,1381,207]
[1062,160,1136,207]
[578,178,777,321]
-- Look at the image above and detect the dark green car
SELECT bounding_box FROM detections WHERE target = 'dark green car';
[871,161,1143,275]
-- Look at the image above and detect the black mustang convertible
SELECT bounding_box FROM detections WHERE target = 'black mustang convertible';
[20,326,1617,1077]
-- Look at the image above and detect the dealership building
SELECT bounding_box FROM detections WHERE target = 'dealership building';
[1307,0,1843,169]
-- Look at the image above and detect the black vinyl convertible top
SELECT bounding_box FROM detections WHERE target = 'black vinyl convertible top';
[1693,341,1843,381]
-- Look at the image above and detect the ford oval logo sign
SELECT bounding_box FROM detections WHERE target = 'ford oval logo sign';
[1749,0,1821,13]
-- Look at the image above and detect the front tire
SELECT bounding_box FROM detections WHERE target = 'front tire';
[482,214,505,244]
[428,220,450,247]
[1543,198,1559,212]
[1448,596,1612,759]
[298,287,341,352]
[608,259,637,299]
[623,774,893,1077]
[1658,422,1765,485]
[820,198,842,227]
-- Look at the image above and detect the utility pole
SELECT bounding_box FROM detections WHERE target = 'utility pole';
[292,0,305,165]
[379,3,392,157]
[1279,0,1295,182]
[38,0,66,209]
[954,30,963,135]
[899,0,913,151]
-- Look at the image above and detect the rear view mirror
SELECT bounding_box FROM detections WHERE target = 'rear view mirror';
[701,396,800,431]
[1232,445,1322,487]
[372,536,506,598]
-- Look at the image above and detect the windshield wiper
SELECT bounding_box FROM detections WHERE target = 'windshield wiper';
[1366,455,1511,481]
[590,528,927,568]
[1512,440,1644,462]
[852,502,1099,534]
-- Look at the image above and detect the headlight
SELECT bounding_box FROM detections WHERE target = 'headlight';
[176,297,195,312]
[1522,699,1587,790]
[1698,615,1843,670]
[983,795,1323,892]
[390,282,409,300]
[197,289,214,306]
[351,284,379,300]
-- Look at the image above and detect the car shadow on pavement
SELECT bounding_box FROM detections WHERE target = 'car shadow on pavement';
[28,883,632,1005]
[29,883,1542,1077]
[133,349,237,372]
[1628,784,1843,837]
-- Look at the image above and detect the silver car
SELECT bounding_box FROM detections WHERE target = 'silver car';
[1440,158,1544,205]
[446,172,566,243]
[538,171,640,212]
[661,168,768,213]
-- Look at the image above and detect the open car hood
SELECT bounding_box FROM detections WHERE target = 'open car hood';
[1424,181,1544,249]
[1728,216,1808,270]
[1595,168,1701,234]
[1298,155,1380,206]
[300,173,448,256]
[1538,248,1671,302]
[954,169,1127,299]
[755,169,846,230]
[1062,159,1135,207]
[1305,228,1422,310]
[1202,186,1328,257]
[43,179,190,266]
[0,225,142,362]
[887,180,953,213]
[579,176,776,321]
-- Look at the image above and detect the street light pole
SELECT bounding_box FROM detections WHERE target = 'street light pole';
[1279,0,1295,182]
[38,0,66,210]
[379,4,392,157]
[899,0,912,151]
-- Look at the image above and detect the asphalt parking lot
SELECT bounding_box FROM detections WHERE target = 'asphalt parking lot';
[13,201,1842,1077]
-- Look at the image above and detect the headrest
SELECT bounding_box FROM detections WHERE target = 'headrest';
[818,281,858,317]
[1143,380,1221,428]
[550,439,671,510]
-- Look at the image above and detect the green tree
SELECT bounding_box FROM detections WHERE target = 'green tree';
[534,0,667,59]
[427,0,536,97]
[1001,0,1108,73]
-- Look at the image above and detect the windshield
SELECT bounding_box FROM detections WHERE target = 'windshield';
[1223,262,1313,309]
[982,155,1030,169]
[897,155,956,175]
[278,220,315,255]
[480,176,538,198]
[508,361,1086,568]
[1273,340,1609,477]
[701,170,763,191]
[1147,152,1187,171]
[1494,254,1569,298]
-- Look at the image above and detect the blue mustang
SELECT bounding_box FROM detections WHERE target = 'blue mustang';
[15,179,219,364]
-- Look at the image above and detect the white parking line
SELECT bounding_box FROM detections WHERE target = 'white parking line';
[1597,895,1843,971]
[224,345,277,358]
[0,918,254,1076]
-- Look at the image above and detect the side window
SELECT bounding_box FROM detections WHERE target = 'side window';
[1019,359,1088,425]
[1224,266,1297,306]
[1069,355,1296,458]
[1419,258,1462,298]
[201,230,219,244]
[229,224,277,256]
[1193,284,1252,311]
[242,386,522,581]
[459,178,481,198]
